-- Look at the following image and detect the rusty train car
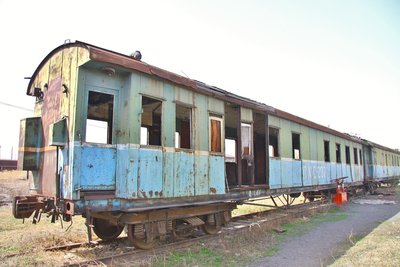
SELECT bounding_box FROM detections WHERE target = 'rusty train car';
[14,41,400,249]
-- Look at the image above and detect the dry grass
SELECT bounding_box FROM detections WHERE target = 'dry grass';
[330,213,400,267]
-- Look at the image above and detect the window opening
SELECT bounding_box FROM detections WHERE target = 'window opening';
[292,133,301,160]
[324,140,330,162]
[241,123,252,157]
[345,146,350,164]
[253,113,266,185]
[175,105,192,149]
[210,116,223,153]
[269,127,279,157]
[336,144,341,163]
[359,149,363,165]
[86,91,114,144]
[224,103,239,188]
[354,148,358,164]
[225,139,236,163]
[141,96,162,146]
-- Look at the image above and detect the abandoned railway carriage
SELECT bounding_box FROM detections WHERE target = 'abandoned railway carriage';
[15,41,400,249]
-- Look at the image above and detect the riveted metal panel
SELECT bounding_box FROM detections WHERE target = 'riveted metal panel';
[174,151,195,197]
[194,154,209,195]
[209,155,225,194]
[269,158,282,189]
[138,148,163,198]
[80,145,116,190]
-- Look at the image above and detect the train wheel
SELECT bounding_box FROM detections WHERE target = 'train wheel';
[202,214,221,235]
[127,223,155,250]
[92,218,123,241]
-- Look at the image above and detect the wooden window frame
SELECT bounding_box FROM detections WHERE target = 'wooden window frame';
[209,115,224,154]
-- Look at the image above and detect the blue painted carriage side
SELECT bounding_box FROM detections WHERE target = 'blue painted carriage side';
[209,155,225,194]
[269,158,282,189]
[137,148,163,198]
[301,160,313,186]
[329,162,337,182]
[174,151,195,197]
[163,151,175,197]
[280,159,293,188]
[80,145,116,190]
[115,145,139,198]
[194,154,209,195]
[292,160,302,187]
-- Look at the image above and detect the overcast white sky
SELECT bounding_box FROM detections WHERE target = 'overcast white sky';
[0,0,399,159]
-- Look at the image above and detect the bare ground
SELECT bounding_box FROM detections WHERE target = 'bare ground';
[247,187,400,267]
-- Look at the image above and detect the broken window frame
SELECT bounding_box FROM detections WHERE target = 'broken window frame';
[345,146,351,165]
[85,90,116,145]
[209,115,224,153]
[175,104,192,150]
[324,140,330,162]
[353,147,359,164]
[241,122,252,158]
[268,127,280,158]
[225,138,237,163]
[140,95,163,147]
[336,143,342,163]
[292,132,301,160]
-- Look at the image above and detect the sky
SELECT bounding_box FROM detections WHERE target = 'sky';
[0,0,399,159]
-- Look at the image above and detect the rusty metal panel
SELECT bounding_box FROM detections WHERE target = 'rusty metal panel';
[115,145,139,198]
[194,154,208,195]
[174,151,195,197]
[80,145,116,190]
[163,151,174,197]
[138,148,163,198]
[18,117,42,170]
[208,155,225,194]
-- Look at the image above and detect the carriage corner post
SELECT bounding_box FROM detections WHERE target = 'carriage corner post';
[333,176,348,206]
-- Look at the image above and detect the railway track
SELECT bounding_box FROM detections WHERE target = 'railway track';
[62,199,331,266]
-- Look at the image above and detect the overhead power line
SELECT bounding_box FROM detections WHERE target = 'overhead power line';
[0,101,33,112]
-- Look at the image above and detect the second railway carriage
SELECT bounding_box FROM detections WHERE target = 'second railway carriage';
[15,41,400,249]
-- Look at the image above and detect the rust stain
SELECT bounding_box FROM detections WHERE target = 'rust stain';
[210,187,217,194]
